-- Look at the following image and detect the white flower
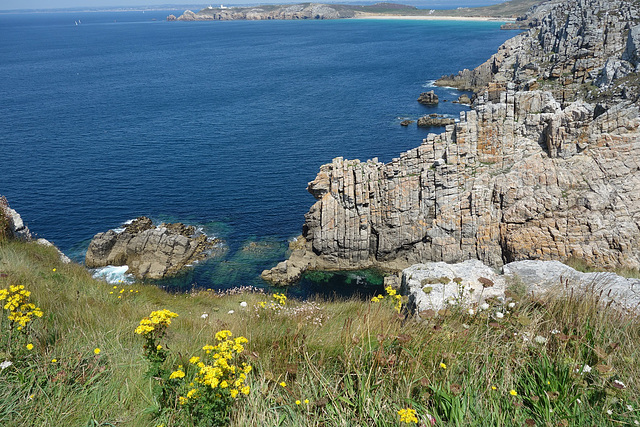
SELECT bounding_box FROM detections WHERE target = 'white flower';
[576,398,582,404]
[534,335,548,344]
[468,308,475,316]
[0,361,12,370]
[627,404,633,411]
[634,420,639,425]
[495,312,504,319]
[551,329,560,335]
[578,364,592,374]
[607,410,613,415]
[201,313,209,319]
[240,301,248,307]
[479,303,489,310]
[508,302,516,308]
[227,310,235,314]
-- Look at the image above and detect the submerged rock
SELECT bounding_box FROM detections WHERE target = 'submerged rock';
[417,114,455,127]
[85,217,220,280]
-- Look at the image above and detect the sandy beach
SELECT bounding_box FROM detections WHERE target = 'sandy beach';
[352,13,514,22]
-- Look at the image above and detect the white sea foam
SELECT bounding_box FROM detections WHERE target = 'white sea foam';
[92,265,134,284]
[422,79,437,88]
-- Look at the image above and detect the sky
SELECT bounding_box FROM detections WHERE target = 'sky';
[0,0,508,11]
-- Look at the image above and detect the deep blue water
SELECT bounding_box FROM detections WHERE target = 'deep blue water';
[0,11,516,294]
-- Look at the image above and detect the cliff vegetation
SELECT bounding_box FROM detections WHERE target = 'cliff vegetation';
[1,237,639,426]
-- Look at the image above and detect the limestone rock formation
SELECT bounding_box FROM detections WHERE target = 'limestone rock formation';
[85,217,220,280]
[174,4,355,21]
[263,0,640,285]
[0,199,31,241]
[402,259,640,314]
[417,90,439,105]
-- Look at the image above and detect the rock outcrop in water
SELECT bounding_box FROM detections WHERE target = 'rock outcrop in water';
[174,4,356,21]
[85,217,220,280]
[263,0,640,285]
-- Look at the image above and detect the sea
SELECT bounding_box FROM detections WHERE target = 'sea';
[0,10,517,297]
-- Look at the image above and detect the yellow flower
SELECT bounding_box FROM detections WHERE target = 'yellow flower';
[52,268,56,272]
[279,381,287,387]
[187,388,198,399]
[509,389,518,396]
[241,385,250,395]
[230,389,239,398]
[178,396,187,405]
[398,408,418,424]
[157,345,162,350]
[169,369,185,379]
[51,359,57,363]
[491,386,497,390]
[296,400,301,405]
[304,399,309,404]
[26,343,34,351]
[440,362,447,369]
[189,356,200,364]
[94,348,101,355]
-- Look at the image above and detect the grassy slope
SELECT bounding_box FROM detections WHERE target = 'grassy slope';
[0,239,639,426]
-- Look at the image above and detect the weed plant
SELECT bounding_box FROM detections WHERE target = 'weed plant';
[0,238,638,426]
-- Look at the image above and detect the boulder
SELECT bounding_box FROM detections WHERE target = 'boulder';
[402,260,640,314]
[400,120,415,126]
[417,114,455,127]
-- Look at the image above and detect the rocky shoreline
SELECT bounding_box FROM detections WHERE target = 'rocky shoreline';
[263,0,640,285]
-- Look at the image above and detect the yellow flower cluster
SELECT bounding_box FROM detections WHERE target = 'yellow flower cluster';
[370,286,403,313]
[398,408,418,424]
[0,285,43,329]
[109,285,139,299]
[272,293,287,306]
[179,330,252,405]
[134,309,178,336]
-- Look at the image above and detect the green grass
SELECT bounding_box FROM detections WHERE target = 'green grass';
[0,238,639,426]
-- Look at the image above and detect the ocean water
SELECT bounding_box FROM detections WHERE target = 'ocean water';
[0,10,516,295]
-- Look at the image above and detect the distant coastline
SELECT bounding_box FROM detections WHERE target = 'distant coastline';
[351,14,514,21]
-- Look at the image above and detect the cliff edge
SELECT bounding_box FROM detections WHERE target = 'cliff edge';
[263,0,640,285]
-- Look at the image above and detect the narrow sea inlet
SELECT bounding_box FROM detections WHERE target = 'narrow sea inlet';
[0,10,516,292]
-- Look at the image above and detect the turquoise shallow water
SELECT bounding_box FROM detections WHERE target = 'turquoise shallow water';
[0,11,517,294]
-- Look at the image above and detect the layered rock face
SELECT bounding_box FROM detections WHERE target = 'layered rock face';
[174,4,355,21]
[263,0,640,284]
[85,217,219,280]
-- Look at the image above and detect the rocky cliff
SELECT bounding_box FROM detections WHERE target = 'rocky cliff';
[263,0,640,284]
[172,4,356,21]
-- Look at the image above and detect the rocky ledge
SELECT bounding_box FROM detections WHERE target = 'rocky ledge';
[263,0,640,285]
[85,217,221,280]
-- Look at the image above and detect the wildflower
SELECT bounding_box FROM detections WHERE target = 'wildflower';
[479,303,489,310]
[510,389,518,396]
[240,301,248,307]
[534,335,547,344]
[241,385,250,395]
[94,348,101,355]
[495,312,504,319]
[179,396,188,405]
[440,362,447,369]
[508,302,516,308]
[189,356,200,364]
[551,329,560,335]
[201,313,208,319]
[51,359,57,363]
[576,398,582,404]
[52,268,56,272]
[230,389,239,398]
[577,364,592,374]
[304,399,309,404]
[0,361,12,370]
[468,308,475,316]
[627,404,633,411]
[371,296,382,303]
[169,369,185,379]
[280,381,287,387]
[607,410,613,415]
[228,310,235,314]
[26,343,33,351]
[296,400,301,405]
[491,386,497,390]
[157,345,162,350]
[398,408,418,424]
